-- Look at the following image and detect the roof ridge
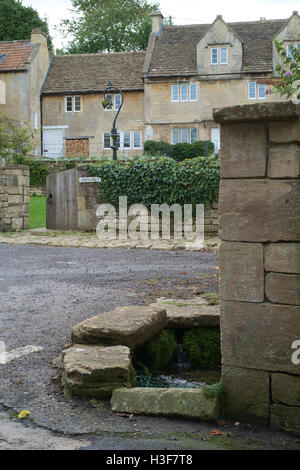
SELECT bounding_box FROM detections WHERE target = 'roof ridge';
[163,17,287,29]
[0,39,31,45]
[55,50,146,58]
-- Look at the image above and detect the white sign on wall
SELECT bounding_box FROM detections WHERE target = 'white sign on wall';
[79,177,101,183]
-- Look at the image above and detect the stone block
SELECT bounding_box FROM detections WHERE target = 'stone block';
[149,301,220,328]
[265,273,300,305]
[221,301,300,374]
[269,121,300,143]
[12,217,23,231]
[264,243,300,273]
[268,145,300,178]
[111,387,220,420]
[222,366,270,424]
[72,305,167,349]
[62,345,134,399]
[219,242,264,302]
[271,404,300,435]
[6,185,23,196]
[220,122,267,178]
[219,179,300,242]
[272,373,300,406]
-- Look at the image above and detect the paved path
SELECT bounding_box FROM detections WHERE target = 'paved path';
[0,243,299,450]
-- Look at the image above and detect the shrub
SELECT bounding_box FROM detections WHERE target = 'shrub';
[144,140,173,156]
[183,327,221,367]
[144,139,215,161]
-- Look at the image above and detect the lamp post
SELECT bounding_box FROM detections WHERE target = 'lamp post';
[102,81,124,161]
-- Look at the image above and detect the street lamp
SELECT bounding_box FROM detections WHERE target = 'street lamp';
[102,81,124,161]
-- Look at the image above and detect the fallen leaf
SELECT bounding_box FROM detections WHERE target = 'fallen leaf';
[116,413,130,418]
[217,419,226,426]
[201,437,208,441]
[129,414,135,420]
[179,271,187,275]
[18,410,30,419]
[213,266,220,270]
[209,430,227,436]
[234,421,240,426]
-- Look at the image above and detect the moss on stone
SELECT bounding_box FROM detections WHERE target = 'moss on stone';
[183,327,221,367]
[140,329,178,372]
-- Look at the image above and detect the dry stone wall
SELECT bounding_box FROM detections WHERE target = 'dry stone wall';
[0,165,30,231]
[214,101,300,434]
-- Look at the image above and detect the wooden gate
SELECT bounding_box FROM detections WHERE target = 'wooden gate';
[46,169,78,230]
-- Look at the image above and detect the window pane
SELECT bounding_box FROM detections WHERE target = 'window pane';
[248,82,256,99]
[66,96,72,111]
[181,128,189,143]
[123,132,131,148]
[190,128,197,143]
[134,132,141,148]
[74,96,81,111]
[190,84,197,101]
[172,129,179,144]
[105,94,113,110]
[211,48,218,64]
[220,47,228,64]
[116,133,120,148]
[258,83,266,99]
[287,44,294,59]
[104,133,111,149]
[114,94,121,110]
[180,84,188,101]
[171,85,179,101]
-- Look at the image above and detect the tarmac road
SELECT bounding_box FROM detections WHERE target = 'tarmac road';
[0,243,299,451]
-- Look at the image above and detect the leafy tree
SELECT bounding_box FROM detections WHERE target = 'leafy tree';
[0,0,53,50]
[59,0,162,54]
[0,117,33,165]
[272,39,300,101]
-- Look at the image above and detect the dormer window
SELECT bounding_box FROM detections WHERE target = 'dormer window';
[211,46,228,65]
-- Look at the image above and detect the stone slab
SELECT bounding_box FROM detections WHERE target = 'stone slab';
[268,145,300,178]
[272,373,300,406]
[62,344,133,399]
[264,243,300,273]
[269,121,300,143]
[270,404,300,435]
[72,305,167,349]
[111,387,220,420]
[265,273,300,305]
[149,301,220,328]
[221,301,300,374]
[222,366,270,424]
[219,242,264,302]
[219,179,300,242]
[213,102,300,124]
[220,122,267,178]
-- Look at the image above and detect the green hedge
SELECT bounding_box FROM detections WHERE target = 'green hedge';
[87,155,219,209]
[144,140,215,161]
[13,155,77,186]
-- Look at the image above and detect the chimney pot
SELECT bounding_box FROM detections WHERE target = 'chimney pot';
[150,11,164,34]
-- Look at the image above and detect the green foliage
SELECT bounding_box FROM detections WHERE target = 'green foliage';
[0,0,53,50]
[59,0,161,54]
[144,140,215,160]
[86,155,220,210]
[140,329,178,371]
[273,39,300,100]
[0,117,33,164]
[183,327,221,367]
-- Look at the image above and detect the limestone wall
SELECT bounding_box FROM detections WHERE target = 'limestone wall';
[0,166,30,231]
[214,101,300,434]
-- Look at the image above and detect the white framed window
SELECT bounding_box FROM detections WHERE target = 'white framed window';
[103,133,111,149]
[103,131,141,150]
[104,94,113,111]
[133,131,141,149]
[211,48,218,65]
[258,83,266,100]
[171,85,179,102]
[74,96,81,112]
[190,128,197,143]
[286,43,300,60]
[220,47,228,64]
[172,128,180,144]
[180,84,188,102]
[123,132,131,148]
[190,83,197,101]
[181,128,189,143]
[114,94,122,110]
[248,82,256,99]
[66,96,73,112]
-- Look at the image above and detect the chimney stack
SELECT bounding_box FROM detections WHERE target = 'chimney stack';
[150,11,164,34]
[31,29,48,48]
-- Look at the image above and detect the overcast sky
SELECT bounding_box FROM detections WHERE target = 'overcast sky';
[22,0,300,49]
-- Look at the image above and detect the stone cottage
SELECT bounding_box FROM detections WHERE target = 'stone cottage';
[0,29,50,155]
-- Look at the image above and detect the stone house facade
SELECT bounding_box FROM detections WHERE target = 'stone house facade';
[0,29,50,154]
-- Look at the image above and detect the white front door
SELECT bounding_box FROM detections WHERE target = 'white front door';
[43,128,64,158]
[211,128,220,153]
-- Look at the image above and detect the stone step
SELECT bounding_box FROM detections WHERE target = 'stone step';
[72,305,167,349]
[111,387,220,420]
[62,344,134,399]
[150,299,220,328]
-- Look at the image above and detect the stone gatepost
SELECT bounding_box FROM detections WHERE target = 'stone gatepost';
[214,102,300,434]
[0,165,30,231]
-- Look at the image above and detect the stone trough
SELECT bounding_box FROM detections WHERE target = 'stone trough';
[62,298,222,420]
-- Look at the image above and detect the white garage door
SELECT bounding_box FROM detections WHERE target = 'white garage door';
[43,128,64,158]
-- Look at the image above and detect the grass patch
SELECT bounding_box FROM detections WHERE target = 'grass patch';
[29,196,46,229]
